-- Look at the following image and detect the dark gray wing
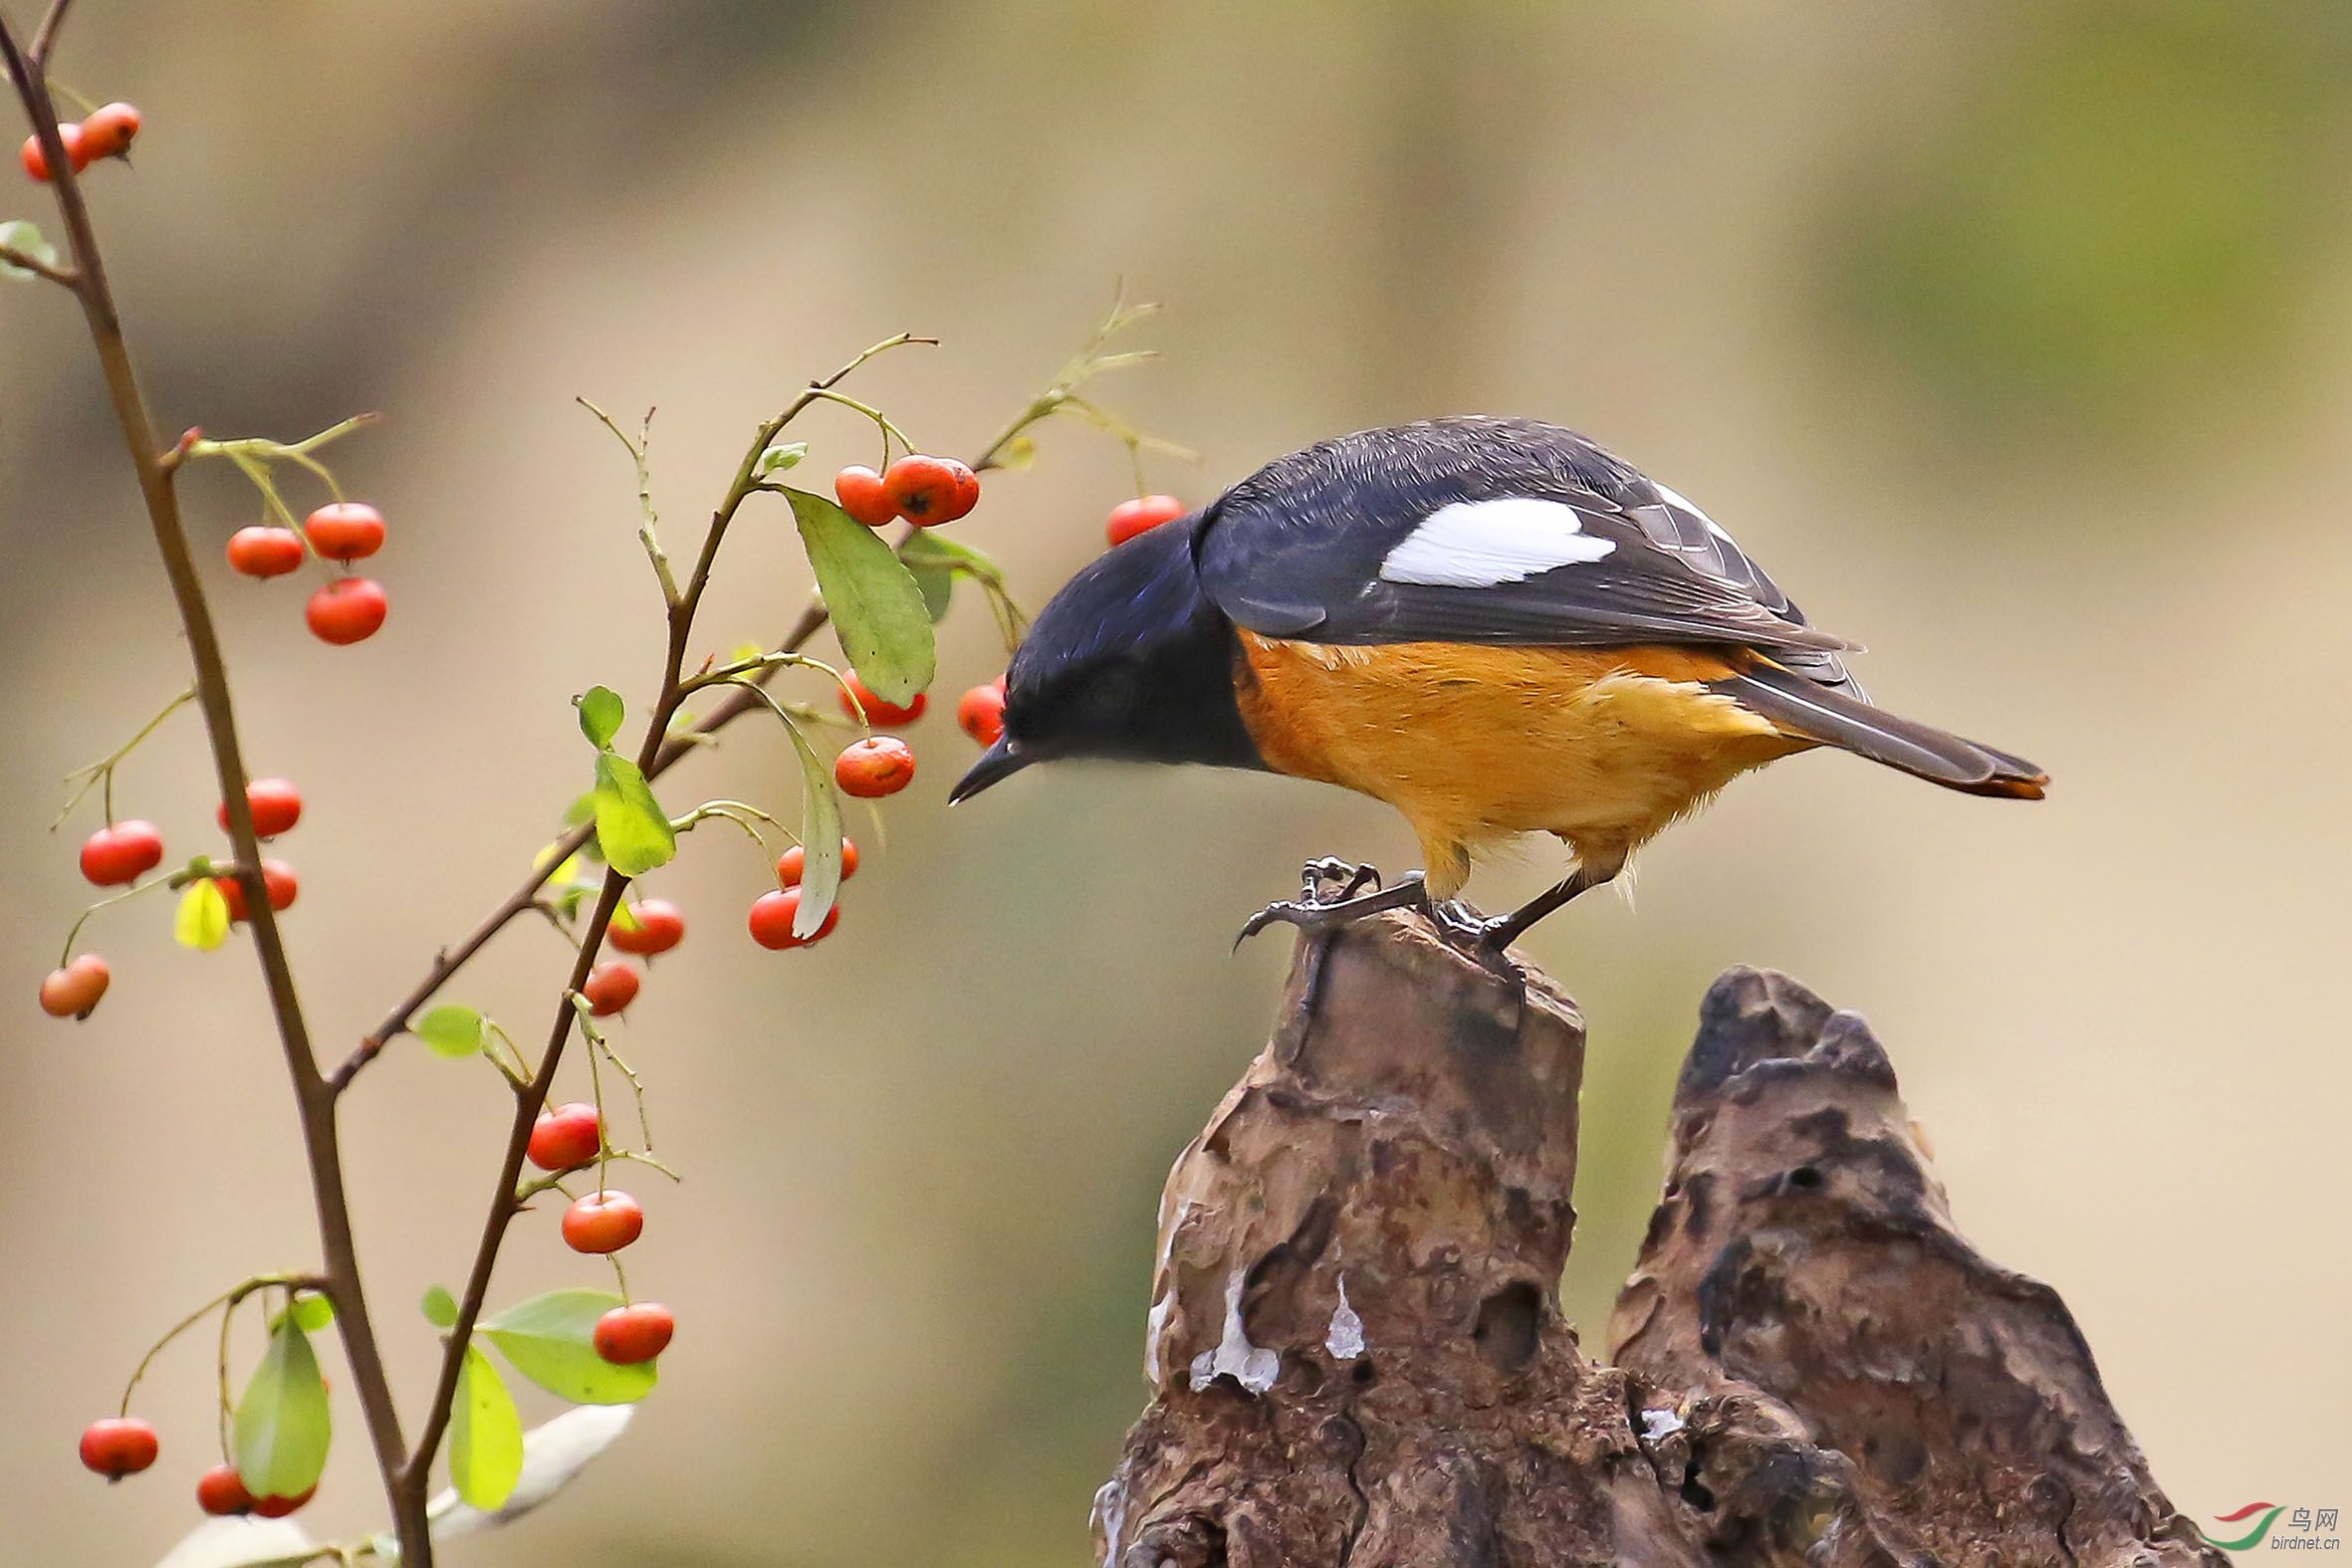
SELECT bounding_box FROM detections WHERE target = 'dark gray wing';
[1194,415,1864,690]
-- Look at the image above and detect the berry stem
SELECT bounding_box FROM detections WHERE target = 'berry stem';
[118,1272,315,1422]
[56,872,171,965]
[51,683,194,829]
[795,384,917,462]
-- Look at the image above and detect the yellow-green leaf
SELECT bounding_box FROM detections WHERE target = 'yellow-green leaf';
[416,1005,486,1059]
[576,686,625,751]
[450,1343,526,1510]
[590,753,675,877]
[234,1319,332,1499]
[175,880,231,951]
[482,1288,657,1405]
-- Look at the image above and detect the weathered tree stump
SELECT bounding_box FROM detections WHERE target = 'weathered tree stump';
[1094,911,2217,1567]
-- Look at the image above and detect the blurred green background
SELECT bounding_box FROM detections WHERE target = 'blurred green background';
[6,1,2350,1562]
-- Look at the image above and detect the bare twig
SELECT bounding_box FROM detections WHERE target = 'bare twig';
[0,238,78,287]
[28,0,75,65]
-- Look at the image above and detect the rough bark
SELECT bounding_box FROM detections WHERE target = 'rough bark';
[1095,911,2217,1567]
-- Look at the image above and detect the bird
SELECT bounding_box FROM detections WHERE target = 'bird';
[950,415,2045,959]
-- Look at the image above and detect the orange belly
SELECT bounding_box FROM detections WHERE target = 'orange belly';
[1233,633,1809,896]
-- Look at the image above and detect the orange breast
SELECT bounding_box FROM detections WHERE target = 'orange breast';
[1232,633,1808,895]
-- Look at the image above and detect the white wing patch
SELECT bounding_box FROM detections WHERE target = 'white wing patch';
[1376,496,1617,588]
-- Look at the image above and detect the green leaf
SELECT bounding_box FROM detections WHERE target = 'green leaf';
[174,880,231,951]
[897,530,1005,578]
[781,712,843,937]
[756,440,808,476]
[415,1004,486,1059]
[281,1293,336,1334]
[482,1288,657,1406]
[421,1285,459,1328]
[908,561,955,624]
[590,753,675,877]
[576,686,625,751]
[450,1344,526,1511]
[900,532,1012,625]
[0,219,58,282]
[234,1318,332,1499]
[785,488,935,705]
[561,791,598,828]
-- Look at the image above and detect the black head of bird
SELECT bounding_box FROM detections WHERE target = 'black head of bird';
[948,516,1265,799]
[952,415,2045,955]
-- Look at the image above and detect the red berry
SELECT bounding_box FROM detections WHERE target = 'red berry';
[306,577,387,645]
[582,960,640,1015]
[215,860,299,923]
[562,1189,643,1253]
[251,1485,315,1518]
[592,1302,674,1365]
[21,123,89,182]
[1106,494,1187,547]
[775,837,857,887]
[220,778,303,838]
[196,1464,254,1516]
[79,820,164,886]
[956,682,1008,747]
[834,736,915,798]
[882,454,978,526]
[833,465,896,528]
[609,898,685,957]
[303,502,385,561]
[78,1417,158,1478]
[39,954,112,1019]
[226,526,305,578]
[79,103,141,161]
[748,887,838,950]
[837,672,926,727]
[527,1102,602,1171]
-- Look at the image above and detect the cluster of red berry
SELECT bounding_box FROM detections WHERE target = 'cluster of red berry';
[527,1104,674,1364]
[76,1420,314,1518]
[18,100,139,181]
[227,501,391,644]
[831,455,980,529]
[40,778,309,1022]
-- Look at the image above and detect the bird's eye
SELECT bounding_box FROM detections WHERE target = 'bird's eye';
[1080,664,1142,722]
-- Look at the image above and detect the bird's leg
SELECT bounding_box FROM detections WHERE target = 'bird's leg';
[1235,859,1428,950]
[1450,865,1613,963]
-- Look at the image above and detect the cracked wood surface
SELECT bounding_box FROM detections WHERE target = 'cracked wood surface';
[1093,912,2217,1567]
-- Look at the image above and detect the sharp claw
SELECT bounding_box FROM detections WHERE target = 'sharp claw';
[1235,868,1429,950]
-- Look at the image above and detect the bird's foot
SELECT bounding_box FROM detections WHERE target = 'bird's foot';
[1235,860,1427,950]
[1426,899,1531,988]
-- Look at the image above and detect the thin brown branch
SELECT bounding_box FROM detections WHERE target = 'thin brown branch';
[0,239,78,288]
[29,0,76,64]
[2,20,422,1558]
[402,875,627,1501]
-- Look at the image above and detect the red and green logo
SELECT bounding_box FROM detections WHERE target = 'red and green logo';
[2201,1502,2285,1551]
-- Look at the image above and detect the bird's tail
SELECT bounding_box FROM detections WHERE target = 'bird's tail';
[1714,659,2048,799]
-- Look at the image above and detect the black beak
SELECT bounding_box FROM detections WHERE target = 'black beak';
[949,735,1034,804]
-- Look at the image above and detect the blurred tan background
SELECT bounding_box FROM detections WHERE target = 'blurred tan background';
[6,2,2350,1562]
